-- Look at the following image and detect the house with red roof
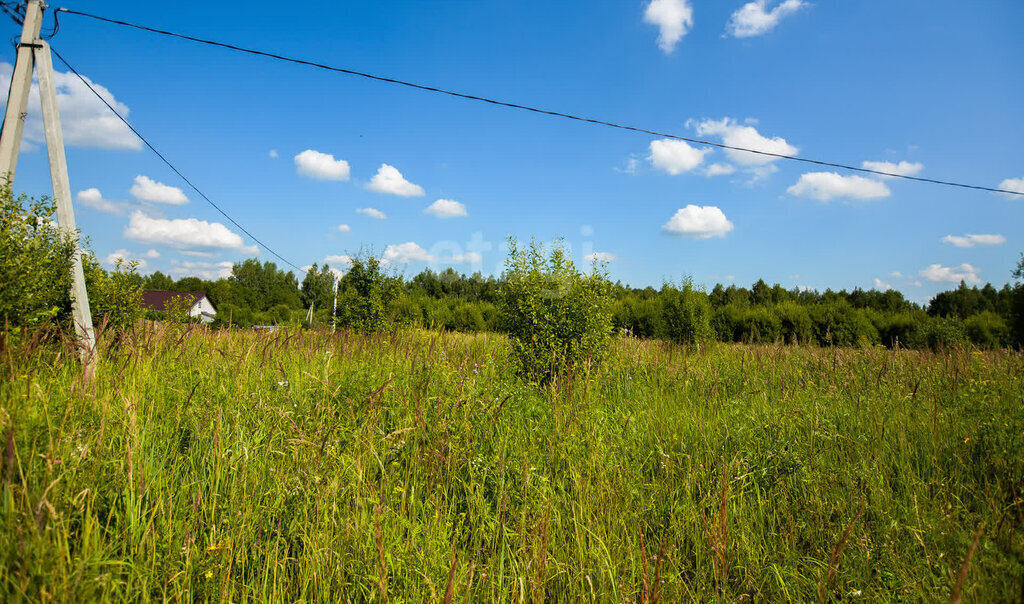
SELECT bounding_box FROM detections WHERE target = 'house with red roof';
[140,291,217,323]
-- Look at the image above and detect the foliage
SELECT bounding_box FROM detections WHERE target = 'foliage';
[661,280,715,344]
[498,237,613,383]
[0,183,75,328]
[83,257,145,332]
[1,328,1022,601]
[335,255,398,333]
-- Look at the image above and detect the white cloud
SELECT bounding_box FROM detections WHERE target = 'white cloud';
[873,278,892,291]
[644,0,694,54]
[727,0,807,38]
[616,156,641,174]
[323,254,354,268]
[356,207,387,220]
[648,139,710,175]
[367,164,425,197]
[142,249,160,259]
[861,160,924,178]
[691,118,797,166]
[168,260,234,280]
[920,263,982,285]
[942,233,1005,248]
[889,271,923,287]
[103,249,148,270]
[180,250,216,258]
[425,199,468,218]
[124,211,258,254]
[335,223,351,233]
[0,62,142,150]
[383,241,434,264]
[998,177,1024,199]
[705,162,736,177]
[585,252,617,262]
[268,149,279,158]
[130,175,188,205]
[662,205,734,239]
[439,252,482,264]
[787,172,891,201]
[294,149,350,181]
[76,187,130,214]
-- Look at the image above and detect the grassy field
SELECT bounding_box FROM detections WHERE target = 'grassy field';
[1,324,1022,602]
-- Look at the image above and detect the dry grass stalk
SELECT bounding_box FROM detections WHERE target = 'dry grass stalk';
[950,524,984,604]
[639,526,651,604]
[817,502,865,602]
[374,504,387,601]
[443,545,458,604]
[714,461,730,587]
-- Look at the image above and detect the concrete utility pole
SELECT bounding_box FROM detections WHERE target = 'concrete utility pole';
[0,0,96,358]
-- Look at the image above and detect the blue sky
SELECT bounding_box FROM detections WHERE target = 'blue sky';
[3,0,1023,301]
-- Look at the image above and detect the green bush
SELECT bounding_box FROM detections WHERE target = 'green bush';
[964,311,1008,349]
[335,255,398,333]
[86,258,145,333]
[498,237,613,383]
[810,301,879,347]
[0,183,75,328]
[776,301,812,344]
[661,281,714,344]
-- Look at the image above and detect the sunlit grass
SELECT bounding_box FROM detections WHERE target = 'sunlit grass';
[1,324,1022,601]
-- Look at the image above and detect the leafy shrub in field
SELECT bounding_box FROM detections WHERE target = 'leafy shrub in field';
[661,281,715,344]
[613,296,665,339]
[776,301,812,344]
[735,305,782,343]
[964,311,1009,349]
[335,255,398,333]
[85,257,145,332]
[498,237,613,383]
[907,315,967,350]
[712,303,745,342]
[809,301,879,346]
[0,184,75,328]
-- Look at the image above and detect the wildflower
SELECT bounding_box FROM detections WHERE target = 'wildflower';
[205,570,213,579]
[964,437,969,443]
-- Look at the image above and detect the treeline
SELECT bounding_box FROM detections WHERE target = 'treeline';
[136,258,1024,350]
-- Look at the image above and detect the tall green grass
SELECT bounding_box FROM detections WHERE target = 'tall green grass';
[1,324,1022,601]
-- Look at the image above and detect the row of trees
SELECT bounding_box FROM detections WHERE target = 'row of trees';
[4,186,1024,353]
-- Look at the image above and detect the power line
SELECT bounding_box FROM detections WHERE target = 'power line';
[49,46,306,274]
[54,6,1024,197]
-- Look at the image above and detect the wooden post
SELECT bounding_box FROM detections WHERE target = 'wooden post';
[0,1,96,359]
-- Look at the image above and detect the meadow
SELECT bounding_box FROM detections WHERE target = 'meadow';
[1,324,1022,602]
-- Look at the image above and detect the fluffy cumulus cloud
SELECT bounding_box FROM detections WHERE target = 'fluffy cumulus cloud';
[124,211,258,254]
[691,118,796,167]
[890,271,923,287]
[705,163,736,177]
[998,177,1024,199]
[169,260,234,280]
[103,249,148,270]
[130,175,188,205]
[920,263,981,285]
[0,62,141,150]
[76,188,129,214]
[643,0,693,54]
[861,160,924,178]
[356,207,387,220]
[727,0,807,38]
[367,164,424,197]
[648,139,710,175]
[662,205,734,239]
[787,172,891,201]
[335,224,351,233]
[323,254,354,268]
[383,242,434,264]
[294,149,350,181]
[585,251,618,262]
[941,233,1005,248]
[424,199,468,218]
[439,252,483,264]
[873,278,892,291]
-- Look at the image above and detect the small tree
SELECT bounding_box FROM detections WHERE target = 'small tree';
[0,183,76,328]
[498,237,613,383]
[335,255,398,333]
[661,280,715,345]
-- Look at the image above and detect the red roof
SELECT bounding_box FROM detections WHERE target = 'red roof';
[140,290,206,311]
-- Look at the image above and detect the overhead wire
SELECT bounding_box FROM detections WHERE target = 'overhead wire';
[52,6,1024,197]
[49,46,307,274]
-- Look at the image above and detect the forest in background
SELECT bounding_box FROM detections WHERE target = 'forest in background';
[133,256,1024,350]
